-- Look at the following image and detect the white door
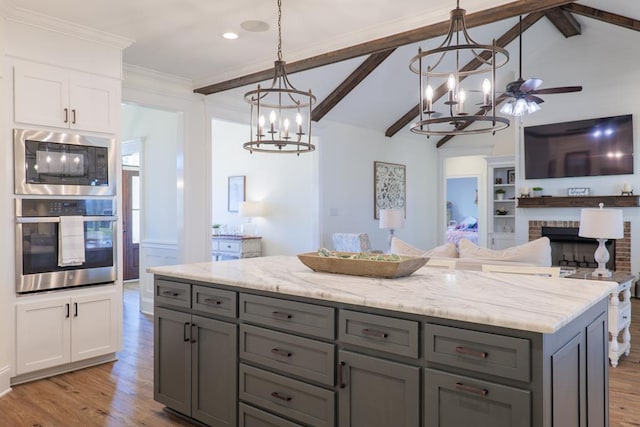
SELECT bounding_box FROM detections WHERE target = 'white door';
[16,297,71,374]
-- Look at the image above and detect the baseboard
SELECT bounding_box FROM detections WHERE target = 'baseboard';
[141,296,154,315]
[10,353,117,386]
[0,365,11,398]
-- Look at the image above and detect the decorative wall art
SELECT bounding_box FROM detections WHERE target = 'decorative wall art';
[373,161,406,219]
[228,175,246,212]
[507,169,515,184]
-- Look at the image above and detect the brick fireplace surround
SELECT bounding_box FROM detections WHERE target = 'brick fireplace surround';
[528,220,631,273]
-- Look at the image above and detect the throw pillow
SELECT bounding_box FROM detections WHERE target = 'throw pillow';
[390,237,458,258]
[457,237,552,267]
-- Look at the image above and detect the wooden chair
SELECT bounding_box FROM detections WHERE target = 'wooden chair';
[481,264,561,277]
[426,258,457,270]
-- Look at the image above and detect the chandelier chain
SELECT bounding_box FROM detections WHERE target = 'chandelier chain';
[277,0,282,61]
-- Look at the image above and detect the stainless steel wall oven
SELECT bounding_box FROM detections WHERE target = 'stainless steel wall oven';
[16,198,117,294]
[14,128,115,196]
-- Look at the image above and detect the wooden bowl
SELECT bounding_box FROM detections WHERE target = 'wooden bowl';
[297,252,428,279]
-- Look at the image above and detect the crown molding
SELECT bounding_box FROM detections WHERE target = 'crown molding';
[7,5,133,50]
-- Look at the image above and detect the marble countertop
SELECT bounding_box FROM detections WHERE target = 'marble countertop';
[149,255,618,334]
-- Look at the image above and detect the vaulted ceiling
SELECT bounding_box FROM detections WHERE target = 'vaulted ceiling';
[12,0,640,145]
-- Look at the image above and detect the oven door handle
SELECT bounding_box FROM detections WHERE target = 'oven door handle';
[16,216,118,224]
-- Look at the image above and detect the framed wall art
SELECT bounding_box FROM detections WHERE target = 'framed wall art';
[373,161,406,219]
[228,175,246,212]
[507,169,515,184]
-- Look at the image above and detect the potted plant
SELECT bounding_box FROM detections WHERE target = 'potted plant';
[532,187,543,197]
[212,224,222,235]
[495,188,506,200]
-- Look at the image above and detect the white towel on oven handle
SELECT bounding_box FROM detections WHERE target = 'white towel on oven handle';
[58,216,85,267]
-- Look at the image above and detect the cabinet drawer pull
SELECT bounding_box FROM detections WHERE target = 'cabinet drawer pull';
[455,381,489,396]
[338,361,347,389]
[272,311,293,320]
[270,392,292,402]
[362,328,388,339]
[74,302,78,317]
[190,324,197,343]
[226,244,232,249]
[455,346,488,359]
[65,303,70,318]
[64,108,68,123]
[203,297,222,305]
[271,348,292,358]
[71,109,76,124]
[183,322,190,342]
[162,290,180,297]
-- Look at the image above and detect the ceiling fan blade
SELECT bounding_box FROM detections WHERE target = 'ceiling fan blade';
[532,86,583,95]
[525,95,545,104]
[519,78,543,93]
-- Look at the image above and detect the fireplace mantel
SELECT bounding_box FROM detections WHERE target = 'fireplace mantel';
[517,195,640,208]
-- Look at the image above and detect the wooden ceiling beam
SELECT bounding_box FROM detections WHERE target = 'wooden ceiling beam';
[194,0,574,95]
[544,7,582,37]
[385,12,545,138]
[561,3,640,32]
[311,49,395,122]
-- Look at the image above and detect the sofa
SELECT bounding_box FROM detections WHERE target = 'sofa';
[391,236,552,268]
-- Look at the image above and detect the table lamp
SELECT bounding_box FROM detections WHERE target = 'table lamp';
[578,203,623,277]
[379,208,405,249]
[239,201,264,236]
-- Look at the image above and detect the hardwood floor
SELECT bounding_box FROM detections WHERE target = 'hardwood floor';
[1,286,640,426]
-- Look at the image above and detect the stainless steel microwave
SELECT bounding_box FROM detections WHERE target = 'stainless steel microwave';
[14,128,116,196]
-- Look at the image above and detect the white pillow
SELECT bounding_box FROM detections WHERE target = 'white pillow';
[390,237,458,258]
[458,237,552,267]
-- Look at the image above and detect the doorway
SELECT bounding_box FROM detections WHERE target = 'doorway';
[122,141,141,282]
[445,176,479,246]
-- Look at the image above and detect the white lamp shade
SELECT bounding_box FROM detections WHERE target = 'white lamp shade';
[239,201,264,218]
[379,209,405,229]
[578,207,623,239]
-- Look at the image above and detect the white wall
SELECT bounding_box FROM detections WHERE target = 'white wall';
[319,120,438,252]
[211,118,319,255]
[121,104,179,244]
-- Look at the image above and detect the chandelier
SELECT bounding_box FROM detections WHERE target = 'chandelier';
[409,1,510,137]
[243,0,316,154]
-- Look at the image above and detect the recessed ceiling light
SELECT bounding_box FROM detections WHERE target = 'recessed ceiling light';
[241,20,269,32]
[222,32,239,40]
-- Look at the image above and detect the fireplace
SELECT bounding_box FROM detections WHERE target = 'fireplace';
[529,220,631,273]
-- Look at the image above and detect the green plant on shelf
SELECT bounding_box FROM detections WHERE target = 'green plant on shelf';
[495,188,506,194]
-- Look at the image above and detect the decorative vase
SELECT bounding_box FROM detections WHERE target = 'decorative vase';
[533,190,542,197]
[497,193,504,200]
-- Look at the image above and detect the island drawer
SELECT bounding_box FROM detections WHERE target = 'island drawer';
[239,364,335,427]
[240,324,335,386]
[424,368,531,427]
[339,310,419,358]
[240,294,335,339]
[424,323,530,382]
[192,285,237,318]
[239,403,303,427]
[155,279,190,308]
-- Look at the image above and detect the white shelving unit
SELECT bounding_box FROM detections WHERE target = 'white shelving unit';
[488,157,516,250]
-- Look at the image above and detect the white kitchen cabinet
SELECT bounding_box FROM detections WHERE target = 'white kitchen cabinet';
[14,62,120,133]
[16,290,120,375]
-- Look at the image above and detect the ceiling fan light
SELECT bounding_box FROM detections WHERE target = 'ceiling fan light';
[527,101,541,114]
[500,102,513,115]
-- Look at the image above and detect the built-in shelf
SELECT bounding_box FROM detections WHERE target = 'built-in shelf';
[517,195,640,208]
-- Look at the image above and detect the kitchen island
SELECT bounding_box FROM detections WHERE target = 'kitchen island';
[150,256,616,427]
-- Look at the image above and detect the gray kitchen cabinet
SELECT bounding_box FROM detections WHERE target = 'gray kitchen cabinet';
[424,368,530,427]
[338,350,420,427]
[153,273,610,427]
[154,288,237,427]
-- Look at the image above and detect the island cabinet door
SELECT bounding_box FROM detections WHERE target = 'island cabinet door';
[424,368,530,427]
[338,350,420,427]
[154,307,192,416]
[191,315,237,427]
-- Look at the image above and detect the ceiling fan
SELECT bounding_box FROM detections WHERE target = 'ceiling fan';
[500,16,583,116]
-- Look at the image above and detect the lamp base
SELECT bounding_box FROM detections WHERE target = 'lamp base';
[241,222,258,236]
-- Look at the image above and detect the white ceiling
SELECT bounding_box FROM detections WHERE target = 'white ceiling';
[8,0,640,135]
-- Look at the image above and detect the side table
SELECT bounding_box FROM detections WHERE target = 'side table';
[568,270,634,367]
[212,235,262,261]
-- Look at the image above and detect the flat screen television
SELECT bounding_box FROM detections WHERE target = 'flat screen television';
[524,114,634,179]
